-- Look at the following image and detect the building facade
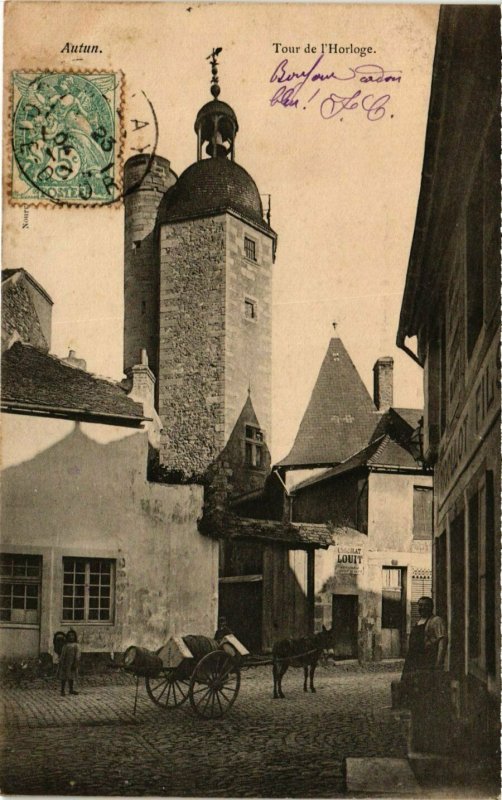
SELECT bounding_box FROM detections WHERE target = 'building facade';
[397,5,500,758]
[1,270,218,660]
[277,336,432,662]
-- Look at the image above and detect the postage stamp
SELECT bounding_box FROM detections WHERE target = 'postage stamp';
[10,71,124,206]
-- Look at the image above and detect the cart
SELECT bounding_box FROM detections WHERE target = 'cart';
[124,633,255,719]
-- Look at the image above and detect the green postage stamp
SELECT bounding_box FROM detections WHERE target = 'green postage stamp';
[11,71,123,205]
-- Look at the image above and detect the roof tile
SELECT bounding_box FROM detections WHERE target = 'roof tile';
[278,338,379,467]
[2,341,145,424]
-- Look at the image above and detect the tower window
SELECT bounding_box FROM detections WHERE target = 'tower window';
[244,237,257,261]
[244,298,257,321]
[245,425,265,469]
[132,240,141,251]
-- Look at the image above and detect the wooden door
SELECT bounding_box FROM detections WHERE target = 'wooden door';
[332,594,358,658]
[218,579,263,653]
[381,567,407,657]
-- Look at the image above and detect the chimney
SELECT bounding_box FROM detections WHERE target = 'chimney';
[126,349,155,412]
[62,349,87,371]
[373,357,394,411]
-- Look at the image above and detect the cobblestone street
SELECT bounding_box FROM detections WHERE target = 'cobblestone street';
[0,663,408,797]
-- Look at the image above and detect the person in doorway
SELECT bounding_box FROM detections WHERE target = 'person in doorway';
[402,596,447,676]
[395,596,446,709]
[58,629,81,696]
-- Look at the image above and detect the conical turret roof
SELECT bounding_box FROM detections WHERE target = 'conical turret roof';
[278,338,380,467]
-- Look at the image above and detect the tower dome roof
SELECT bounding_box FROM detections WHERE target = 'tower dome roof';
[158,158,267,228]
[195,100,238,133]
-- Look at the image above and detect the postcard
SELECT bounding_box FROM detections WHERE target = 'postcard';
[1,2,500,798]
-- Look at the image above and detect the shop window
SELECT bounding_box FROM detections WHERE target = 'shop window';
[482,118,501,325]
[245,425,264,469]
[466,167,484,359]
[413,486,433,540]
[484,471,496,675]
[244,236,256,261]
[446,271,463,415]
[439,318,447,436]
[449,511,466,676]
[0,554,42,624]
[62,558,115,623]
[468,491,480,660]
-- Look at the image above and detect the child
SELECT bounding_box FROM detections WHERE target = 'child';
[58,629,81,696]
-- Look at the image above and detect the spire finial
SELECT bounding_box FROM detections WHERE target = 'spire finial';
[207,47,223,98]
[332,321,337,333]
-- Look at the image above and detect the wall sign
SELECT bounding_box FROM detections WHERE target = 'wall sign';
[335,545,364,575]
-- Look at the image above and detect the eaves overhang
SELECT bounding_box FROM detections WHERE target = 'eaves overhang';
[1,401,150,428]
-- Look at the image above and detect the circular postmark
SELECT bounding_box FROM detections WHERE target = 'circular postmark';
[11,71,159,207]
[121,89,160,201]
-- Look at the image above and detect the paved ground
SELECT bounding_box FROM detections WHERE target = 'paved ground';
[0,662,408,797]
[1,662,498,798]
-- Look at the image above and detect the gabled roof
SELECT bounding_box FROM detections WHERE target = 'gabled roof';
[368,434,421,470]
[293,420,425,493]
[277,338,379,468]
[1,341,147,427]
[392,407,422,430]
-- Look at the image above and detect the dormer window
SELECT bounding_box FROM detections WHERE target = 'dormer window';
[245,425,264,468]
[244,236,256,261]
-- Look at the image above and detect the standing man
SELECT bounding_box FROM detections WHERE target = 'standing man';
[402,596,447,677]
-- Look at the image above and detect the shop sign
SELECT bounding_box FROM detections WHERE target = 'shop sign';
[437,335,500,506]
[335,545,364,575]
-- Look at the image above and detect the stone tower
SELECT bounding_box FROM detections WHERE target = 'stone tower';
[155,53,277,486]
[123,154,177,381]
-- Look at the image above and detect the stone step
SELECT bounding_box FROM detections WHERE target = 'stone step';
[345,757,421,796]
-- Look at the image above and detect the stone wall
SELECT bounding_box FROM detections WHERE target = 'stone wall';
[123,155,176,378]
[2,273,49,351]
[311,471,433,661]
[0,415,218,658]
[158,215,227,478]
[158,212,274,490]
[225,216,273,449]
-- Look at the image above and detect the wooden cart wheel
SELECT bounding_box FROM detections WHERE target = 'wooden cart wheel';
[145,668,190,708]
[189,650,240,719]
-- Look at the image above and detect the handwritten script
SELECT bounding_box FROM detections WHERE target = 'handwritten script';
[269,55,402,121]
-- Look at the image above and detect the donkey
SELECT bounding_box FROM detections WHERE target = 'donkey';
[272,625,336,699]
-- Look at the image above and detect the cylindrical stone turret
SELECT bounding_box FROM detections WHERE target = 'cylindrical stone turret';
[123,154,177,382]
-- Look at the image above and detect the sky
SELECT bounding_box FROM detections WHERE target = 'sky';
[3,2,439,461]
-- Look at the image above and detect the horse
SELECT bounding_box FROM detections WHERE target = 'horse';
[272,625,336,699]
